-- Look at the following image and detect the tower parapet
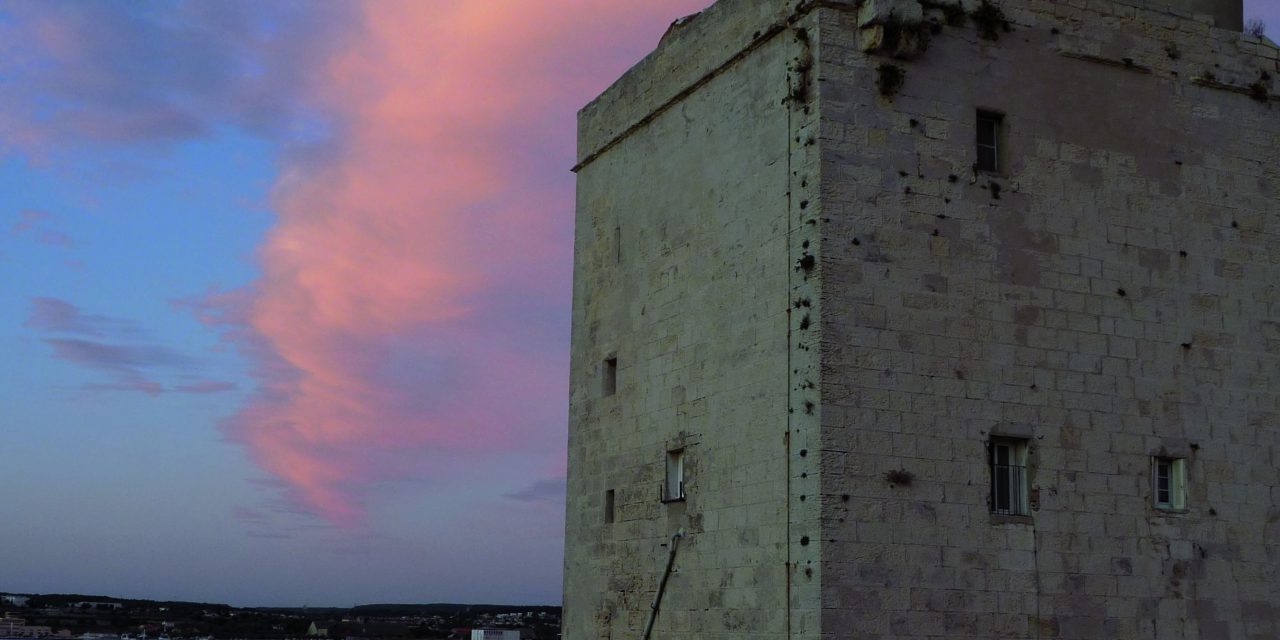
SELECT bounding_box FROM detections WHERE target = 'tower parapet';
[1156,0,1242,30]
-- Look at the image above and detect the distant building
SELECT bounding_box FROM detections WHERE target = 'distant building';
[70,603,121,611]
[468,631,519,640]
[305,622,328,638]
[0,596,29,607]
[1,614,52,638]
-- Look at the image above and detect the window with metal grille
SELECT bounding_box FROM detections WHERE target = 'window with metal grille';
[976,110,1004,173]
[664,449,685,502]
[990,438,1029,515]
[1153,457,1187,510]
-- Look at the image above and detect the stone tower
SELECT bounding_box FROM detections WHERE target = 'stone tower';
[563,0,1278,638]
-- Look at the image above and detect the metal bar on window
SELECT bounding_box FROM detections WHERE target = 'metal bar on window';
[991,463,1026,515]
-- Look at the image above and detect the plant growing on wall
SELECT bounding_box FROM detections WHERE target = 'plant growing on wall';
[971,0,1010,41]
[1245,18,1266,39]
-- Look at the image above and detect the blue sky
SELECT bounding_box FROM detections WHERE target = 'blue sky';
[0,0,716,607]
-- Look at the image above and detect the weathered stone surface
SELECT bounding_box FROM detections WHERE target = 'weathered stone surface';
[856,0,924,27]
[566,0,1277,638]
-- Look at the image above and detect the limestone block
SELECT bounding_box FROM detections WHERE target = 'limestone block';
[857,0,924,27]
[859,25,886,52]
[859,20,931,57]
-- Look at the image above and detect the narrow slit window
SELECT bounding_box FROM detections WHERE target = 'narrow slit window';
[602,357,617,396]
[1153,457,1187,510]
[989,438,1029,516]
[976,110,1004,173]
[664,449,685,502]
[604,489,616,523]
[614,225,622,264]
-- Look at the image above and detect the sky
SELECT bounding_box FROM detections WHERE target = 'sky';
[0,0,712,607]
[0,0,1276,609]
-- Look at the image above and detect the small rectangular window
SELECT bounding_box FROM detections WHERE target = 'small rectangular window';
[976,110,1003,173]
[604,489,615,523]
[1153,457,1187,510]
[602,357,617,396]
[664,449,685,502]
[989,438,1029,516]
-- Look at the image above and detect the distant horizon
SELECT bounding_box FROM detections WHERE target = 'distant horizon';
[2,588,560,609]
[2,590,562,610]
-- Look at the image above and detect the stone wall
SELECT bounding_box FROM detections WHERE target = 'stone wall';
[564,1,823,636]
[817,0,1278,638]
[1148,0,1243,31]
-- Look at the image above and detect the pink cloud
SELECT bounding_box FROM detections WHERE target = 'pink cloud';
[231,505,270,525]
[203,1,711,524]
[10,209,74,247]
[504,477,567,504]
[176,380,238,394]
[25,297,139,336]
[83,380,165,396]
[11,209,52,233]
[28,297,229,396]
[36,229,73,247]
[0,2,355,152]
[44,338,189,370]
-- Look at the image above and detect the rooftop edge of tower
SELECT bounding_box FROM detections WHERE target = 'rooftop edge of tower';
[575,0,803,172]
[575,0,1273,172]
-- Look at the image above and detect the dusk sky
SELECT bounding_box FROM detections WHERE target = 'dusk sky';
[1,0,1276,608]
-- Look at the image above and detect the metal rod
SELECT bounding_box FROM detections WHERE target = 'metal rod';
[641,529,685,640]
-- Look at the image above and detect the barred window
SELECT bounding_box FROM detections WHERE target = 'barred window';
[990,438,1029,516]
[976,110,1004,173]
[664,449,686,502]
